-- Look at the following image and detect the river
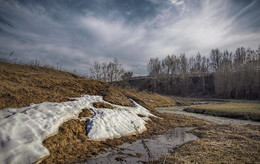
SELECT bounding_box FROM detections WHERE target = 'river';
[156,105,260,125]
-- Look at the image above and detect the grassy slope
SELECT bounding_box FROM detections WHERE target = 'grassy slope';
[1,61,260,164]
[0,61,174,110]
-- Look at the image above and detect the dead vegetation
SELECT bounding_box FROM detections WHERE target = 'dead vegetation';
[158,124,260,163]
[1,61,174,109]
[78,108,93,118]
[40,113,213,164]
[184,102,260,121]
[0,62,107,109]
[1,61,260,164]
[0,61,174,107]
[92,102,113,109]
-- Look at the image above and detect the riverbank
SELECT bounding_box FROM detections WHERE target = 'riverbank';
[157,123,260,163]
[1,61,260,163]
[184,102,260,121]
[154,101,260,163]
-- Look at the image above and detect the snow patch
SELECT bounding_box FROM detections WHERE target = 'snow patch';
[0,95,154,164]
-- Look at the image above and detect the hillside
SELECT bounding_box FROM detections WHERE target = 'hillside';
[0,61,174,110]
[1,61,259,164]
[0,61,178,163]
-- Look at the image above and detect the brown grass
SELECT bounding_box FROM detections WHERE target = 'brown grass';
[191,102,260,113]
[1,62,171,109]
[159,124,260,164]
[93,102,113,109]
[78,108,93,118]
[0,62,107,109]
[0,61,176,163]
[122,89,176,111]
[1,62,174,110]
[40,113,213,163]
[2,61,260,164]
[185,102,260,121]
[103,86,134,107]
[42,119,103,163]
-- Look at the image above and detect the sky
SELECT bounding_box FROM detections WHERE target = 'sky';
[0,0,260,76]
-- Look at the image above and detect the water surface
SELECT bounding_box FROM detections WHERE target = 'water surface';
[82,127,197,164]
[156,105,260,125]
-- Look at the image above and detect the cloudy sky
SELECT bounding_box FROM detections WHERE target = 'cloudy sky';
[0,0,260,75]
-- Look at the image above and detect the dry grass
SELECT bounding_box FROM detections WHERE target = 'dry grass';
[1,62,173,110]
[1,61,260,164]
[78,108,93,118]
[0,61,177,163]
[192,102,260,113]
[1,62,169,109]
[40,113,213,163]
[185,102,260,121]
[103,86,134,107]
[159,124,260,164]
[92,102,113,109]
[41,119,103,163]
[122,90,176,110]
[0,62,109,109]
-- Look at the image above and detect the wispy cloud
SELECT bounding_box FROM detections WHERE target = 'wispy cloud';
[0,0,259,75]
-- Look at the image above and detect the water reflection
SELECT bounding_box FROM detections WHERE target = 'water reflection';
[81,127,197,164]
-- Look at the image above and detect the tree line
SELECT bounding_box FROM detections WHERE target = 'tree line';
[89,46,260,100]
[90,58,133,82]
[147,46,260,99]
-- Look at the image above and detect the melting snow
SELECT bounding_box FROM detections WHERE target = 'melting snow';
[0,95,154,164]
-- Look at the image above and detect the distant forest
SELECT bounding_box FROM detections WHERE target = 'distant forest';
[145,46,260,100]
[91,46,260,100]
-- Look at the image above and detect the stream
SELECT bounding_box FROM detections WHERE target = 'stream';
[80,102,259,164]
[156,105,260,125]
[81,127,197,164]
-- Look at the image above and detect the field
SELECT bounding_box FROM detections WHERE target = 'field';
[0,61,260,163]
[184,102,260,121]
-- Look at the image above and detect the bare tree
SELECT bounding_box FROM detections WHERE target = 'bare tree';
[121,71,133,80]
[195,53,202,73]
[180,54,188,74]
[147,57,161,92]
[90,58,125,82]
[144,46,260,99]
[210,49,222,72]
[90,61,102,81]
[162,55,173,75]
[147,57,161,77]
[189,56,196,73]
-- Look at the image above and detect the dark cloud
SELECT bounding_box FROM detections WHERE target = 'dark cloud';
[0,0,260,75]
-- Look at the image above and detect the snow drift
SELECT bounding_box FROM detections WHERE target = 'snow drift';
[0,95,154,164]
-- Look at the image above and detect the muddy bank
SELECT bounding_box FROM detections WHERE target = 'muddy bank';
[184,107,260,121]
